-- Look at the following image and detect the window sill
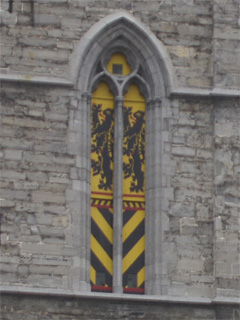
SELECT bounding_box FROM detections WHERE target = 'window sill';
[1,285,239,306]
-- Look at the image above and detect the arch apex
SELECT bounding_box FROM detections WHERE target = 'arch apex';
[69,11,175,97]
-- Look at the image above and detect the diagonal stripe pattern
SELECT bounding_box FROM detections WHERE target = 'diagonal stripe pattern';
[90,199,113,291]
[122,204,145,293]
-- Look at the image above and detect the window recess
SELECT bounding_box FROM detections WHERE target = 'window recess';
[90,51,147,294]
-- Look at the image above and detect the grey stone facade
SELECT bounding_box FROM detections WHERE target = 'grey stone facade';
[0,0,239,319]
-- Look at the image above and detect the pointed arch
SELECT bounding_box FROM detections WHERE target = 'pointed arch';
[69,11,175,98]
[67,11,172,295]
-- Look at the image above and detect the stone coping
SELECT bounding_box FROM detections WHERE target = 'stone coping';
[1,73,239,98]
[0,285,239,306]
[171,87,240,98]
[0,73,73,87]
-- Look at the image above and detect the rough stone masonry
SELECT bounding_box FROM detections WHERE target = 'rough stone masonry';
[0,0,239,319]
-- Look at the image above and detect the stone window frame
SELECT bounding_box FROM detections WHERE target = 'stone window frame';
[67,11,174,295]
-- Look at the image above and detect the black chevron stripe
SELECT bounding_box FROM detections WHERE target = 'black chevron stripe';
[123,209,137,225]
[98,207,113,227]
[122,252,145,288]
[123,219,145,256]
[91,218,113,258]
[91,251,112,287]
[123,252,145,277]
[123,253,145,288]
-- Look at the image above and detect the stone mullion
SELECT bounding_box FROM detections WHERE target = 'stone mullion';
[112,96,124,294]
[152,98,163,295]
[78,92,92,292]
[145,98,163,295]
[145,98,154,295]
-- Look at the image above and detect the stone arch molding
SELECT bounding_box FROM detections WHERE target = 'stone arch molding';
[70,11,175,98]
[67,11,172,295]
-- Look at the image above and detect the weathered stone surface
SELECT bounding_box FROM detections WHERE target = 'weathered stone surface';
[0,1,239,313]
[1,292,236,320]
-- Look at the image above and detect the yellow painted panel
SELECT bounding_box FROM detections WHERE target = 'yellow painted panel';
[124,84,145,103]
[122,210,145,242]
[91,235,113,275]
[122,235,145,273]
[123,84,146,199]
[91,207,113,244]
[92,82,114,101]
[91,81,114,199]
[106,52,131,76]
[90,265,96,284]
[137,266,145,287]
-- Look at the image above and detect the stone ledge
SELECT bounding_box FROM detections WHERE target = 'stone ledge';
[1,285,239,306]
[1,73,239,98]
[171,87,240,98]
[0,73,74,87]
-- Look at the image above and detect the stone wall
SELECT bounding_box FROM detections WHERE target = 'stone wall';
[0,0,239,316]
[0,82,76,290]
[214,98,240,299]
[166,98,215,297]
[1,84,239,300]
[1,292,239,320]
[1,0,239,89]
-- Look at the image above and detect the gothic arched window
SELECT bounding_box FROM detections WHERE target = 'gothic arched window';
[69,11,173,296]
[90,52,146,294]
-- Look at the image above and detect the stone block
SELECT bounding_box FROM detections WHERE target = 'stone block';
[21,243,62,255]
[23,48,69,62]
[180,217,198,235]
[214,26,240,40]
[18,37,56,48]
[29,265,53,275]
[49,173,70,184]
[57,40,73,50]
[34,14,60,27]
[0,10,17,26]
[1,189,30,200]
[172,146,195,157]
[34,142,67,153]
[32,191,65,204]
[38,225,65,238]
[17,265,29,275]
[31,255,71,266]
[61,17,82,29]
[1,138,31,150]
[4,149,23,160]
[0,273,18,284]
[0,199,15,207]
[44,205,66,215]
[36,214,53,226]
[15,202,42,213]
[53,266,69,275]
[177,257,205,273]
[26,172,49,182]
[0,170,26,181]
[52,216,69,228]
[27,274,63,288]
[186,283,213,298]
[23,152,53,164]
[13,181,39,190]
[66,189,82,202]
[232,264,240,275]
[53,156,75,166]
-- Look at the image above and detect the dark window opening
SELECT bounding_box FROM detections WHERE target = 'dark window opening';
[112,64,123,75]
[96,272,106,286]
[127,274,137,288]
